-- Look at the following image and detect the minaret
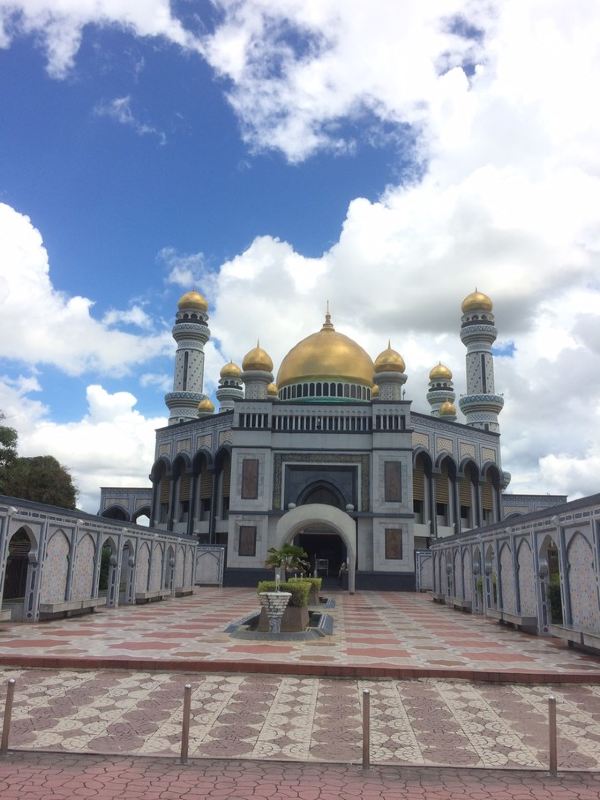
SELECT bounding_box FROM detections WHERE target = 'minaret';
[216,361,244,411]
[373,342,406,400]
[427,363,455,416]
[165,291,211,425]
[241,342,273,400]
[458,290,504,432]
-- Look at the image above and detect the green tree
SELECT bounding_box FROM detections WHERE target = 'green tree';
[4,455,78,509]
[0,414,18,494]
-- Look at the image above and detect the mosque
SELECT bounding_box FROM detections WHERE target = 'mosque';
[99,290,561,591]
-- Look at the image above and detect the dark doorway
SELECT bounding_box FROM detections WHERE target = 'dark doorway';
[3,529,31,600]
[294,531,346,588]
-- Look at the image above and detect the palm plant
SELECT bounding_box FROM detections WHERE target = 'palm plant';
[265,544,309,584]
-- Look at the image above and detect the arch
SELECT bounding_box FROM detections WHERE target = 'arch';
[516,539,537,617]
[72,533,96,601]
[101,505,130,522]
[275,504,357,593]
[481,463,502,523]
[2,527,34,615]
[434,452,457,472]
[462,548,472,601]
[40,530,70,604]
[498,541,515,613]
[567,531,599,632]
[297,480,346,510]
[132,506,151,526]
[458,458,480,478]
[164,544,176,592]
[172,454,192,526]
[135,541,151,593]
[98,535,119,606]
[119,538,136,603]
[151,458,171,525]
[149,542,164,590]
[538,533,562,626]
[192,447,213,473]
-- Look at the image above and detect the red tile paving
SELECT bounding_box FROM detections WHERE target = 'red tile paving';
[0,588,598,683]
[0,752,598,799]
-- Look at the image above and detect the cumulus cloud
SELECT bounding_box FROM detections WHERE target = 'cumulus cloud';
[0,1,196,78]
[94,96,166,145]
[159,247,208,290]
[0,377,165,511]
[0,203,173,376]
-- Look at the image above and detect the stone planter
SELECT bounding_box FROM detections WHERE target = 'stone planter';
[257,605,310,633]
[258,591,292,634]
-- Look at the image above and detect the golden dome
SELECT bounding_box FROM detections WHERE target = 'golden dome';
[267,382,278,397]
[242,342,273,373]
[178,290,208,312]
[461,290,493,313]
[429,362,452,381]
[276,313,374,388]
[439,401,457,416]
[198,397,215,413]
[374,342,405,374]
[371,384,379,398]
[220,361,241,379]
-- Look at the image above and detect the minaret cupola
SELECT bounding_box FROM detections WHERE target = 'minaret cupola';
[459,290,504,432]
[165,290,211,425]
[373,342,407,401]
[242,341,274,400]
[216,361,244,412]
[427,362,456,417]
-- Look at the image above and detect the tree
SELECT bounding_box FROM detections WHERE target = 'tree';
[3,455,78,510]
[0,414,18,494]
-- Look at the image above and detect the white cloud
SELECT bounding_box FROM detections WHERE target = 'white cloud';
[0,377,165,512]
[159,246,208,289]
[103,304,153,330]
[94,96,166,145]
[139,372,171,392]
[0,1,196,78]
[0,203,173,376]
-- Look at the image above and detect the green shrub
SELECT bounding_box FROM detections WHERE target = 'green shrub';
[257,580,311,607]
[288,576,322,593]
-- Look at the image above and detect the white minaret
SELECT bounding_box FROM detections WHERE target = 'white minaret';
[427,363,455,416]
[165,291,211,425]
[458,290,504,432]
[241,342,273,400]
[216,361,244,411]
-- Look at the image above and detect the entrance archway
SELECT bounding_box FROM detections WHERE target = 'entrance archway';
[275,504,357,593]
[294,529,347,588]
[2,527,34,620]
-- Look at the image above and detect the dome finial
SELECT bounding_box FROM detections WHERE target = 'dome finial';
[323,300,334,330]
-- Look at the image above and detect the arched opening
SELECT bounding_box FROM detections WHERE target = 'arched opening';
[297,480,345,510]
[151,459,171,525]
[413,450,433,537]
[539,535,562,626]
[98,537,118,606]
[484,544,497,609]
[481,464,502,524]
[459,462,479,530]
[194,451,213,535]
[101,505,130,522]
[435,456,457,534]
[164,545,175,592]
[133,506,151,527]
[2,528,34,620]
[172,455,191,527]
[276,504,357,593]
[119,541,135,603]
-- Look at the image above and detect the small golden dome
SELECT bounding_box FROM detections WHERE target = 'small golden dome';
[461,290,493,313]
[371,384,380,398]
[429,362,452,381]
[178,290,208,312]
[374,342,405,374]
[439,401,456,416]
[242,342,273,373]
[198,397,215,413]
[277,313,374,388]
[267,382,278,397]
[220,361,241,379]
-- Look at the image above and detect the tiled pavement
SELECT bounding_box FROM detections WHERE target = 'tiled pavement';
[0,588,598,678]
[1,752,599,800]
[2,667,600,769]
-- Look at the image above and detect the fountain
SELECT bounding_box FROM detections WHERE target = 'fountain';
[257,590,292,634]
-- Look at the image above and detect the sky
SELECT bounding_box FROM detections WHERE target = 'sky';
[1,0,599,511]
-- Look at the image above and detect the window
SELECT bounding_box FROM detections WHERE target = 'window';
[384,461,402,502]
[385,529,403,560]
[238,526,257,557]
[241,458,259,499]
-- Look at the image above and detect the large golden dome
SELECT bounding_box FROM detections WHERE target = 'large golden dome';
[429,362,452,381]
[461,290,493,313]
[178,290,208,312]
[374,343,405,374]
[242,342,273,372]
[277,314,374,388]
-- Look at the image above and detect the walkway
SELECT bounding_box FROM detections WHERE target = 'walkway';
[2,667,600,768]
[1,752,599,800]
[0,589,597,680]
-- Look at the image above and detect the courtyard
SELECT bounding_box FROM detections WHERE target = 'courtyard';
[0,588,598,776]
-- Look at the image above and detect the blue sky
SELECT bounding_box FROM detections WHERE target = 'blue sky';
[1,1,600,509]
